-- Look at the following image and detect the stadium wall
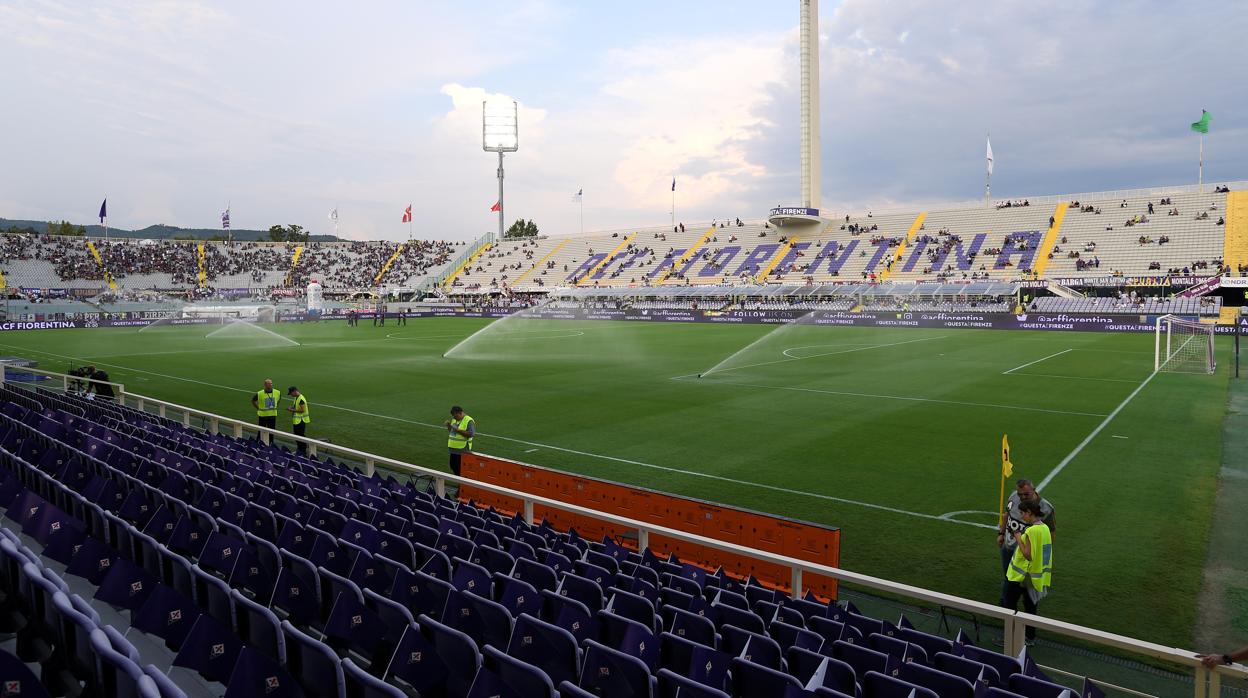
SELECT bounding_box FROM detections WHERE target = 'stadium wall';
[458,452,842,598]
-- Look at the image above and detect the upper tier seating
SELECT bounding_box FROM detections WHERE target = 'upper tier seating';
[451,188,1231,293]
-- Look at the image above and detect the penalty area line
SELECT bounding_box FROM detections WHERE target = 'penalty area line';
[1035,370,1158,492]
[0,343,994,531]
[1002,348,1072,375]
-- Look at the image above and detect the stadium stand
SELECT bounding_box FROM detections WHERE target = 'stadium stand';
[449,187,1234,293]
[1029,295,1221,316]
[0,380,1146,698]
[0,237,463,291]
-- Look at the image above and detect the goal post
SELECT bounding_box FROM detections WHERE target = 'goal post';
[1154,314,1216,374]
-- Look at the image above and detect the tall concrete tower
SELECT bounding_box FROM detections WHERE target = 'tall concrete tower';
[769,0,827,228]
[799,0,821,211]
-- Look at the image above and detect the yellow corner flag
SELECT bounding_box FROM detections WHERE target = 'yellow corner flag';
[999,433,1013,528]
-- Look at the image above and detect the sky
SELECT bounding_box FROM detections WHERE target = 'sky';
[0,0,1245,241]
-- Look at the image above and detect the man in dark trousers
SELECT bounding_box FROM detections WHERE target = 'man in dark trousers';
[251,379,280,431]
[445,405,475,477]
[286,386,310,455]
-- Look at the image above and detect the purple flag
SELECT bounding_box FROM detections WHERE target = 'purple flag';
[98,199,107,224]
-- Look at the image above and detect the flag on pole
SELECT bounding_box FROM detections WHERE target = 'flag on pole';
[402,204,412,223]
[671,178,676,192]
[490,201,501,212]
[328,208,338,222]
[98,199,108,224]
[1191,110,1211,134]
[221,208,231,230]
[986,137,994,176]
[1002,434,1013,477]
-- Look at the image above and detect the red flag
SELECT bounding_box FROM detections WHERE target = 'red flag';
[401,204,412,223]
[490,201,501,212]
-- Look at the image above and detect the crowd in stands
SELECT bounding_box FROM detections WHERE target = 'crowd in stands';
[0,233,459,289]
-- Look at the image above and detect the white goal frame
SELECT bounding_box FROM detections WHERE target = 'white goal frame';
[1154,314,1216,374]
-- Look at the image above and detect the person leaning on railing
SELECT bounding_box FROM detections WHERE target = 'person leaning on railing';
[1199,646,1248,669]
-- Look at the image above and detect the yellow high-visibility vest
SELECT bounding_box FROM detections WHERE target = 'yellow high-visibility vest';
[256,389,280,417]
[292,394,310,425]
[447,415,474,451]
[1007,522,1052,597]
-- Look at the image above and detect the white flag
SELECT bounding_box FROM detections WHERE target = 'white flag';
[986,137,994,176]
[328,208,339,222]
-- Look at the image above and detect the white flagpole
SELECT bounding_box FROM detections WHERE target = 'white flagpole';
[985,134,992,208]
[579,193,584,236]
[670,180,676,228]
[1199,134,1204,190]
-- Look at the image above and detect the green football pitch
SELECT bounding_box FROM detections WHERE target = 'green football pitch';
[0,317,1230,646]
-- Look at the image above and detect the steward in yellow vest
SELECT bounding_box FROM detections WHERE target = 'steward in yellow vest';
[251,379,281,430]
[1001,499,1052,642]
[445,405,475,477]
[287,386,310,455]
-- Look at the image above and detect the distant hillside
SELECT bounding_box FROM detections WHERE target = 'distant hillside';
[0,218,343,243]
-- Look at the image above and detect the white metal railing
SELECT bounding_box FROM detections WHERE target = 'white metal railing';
[1,371,1243,695]
[0,365,126,403]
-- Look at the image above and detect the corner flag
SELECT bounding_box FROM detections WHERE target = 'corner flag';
[998,434,1013,528]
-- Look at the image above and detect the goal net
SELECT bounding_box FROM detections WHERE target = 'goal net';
[1154,314,1215,374]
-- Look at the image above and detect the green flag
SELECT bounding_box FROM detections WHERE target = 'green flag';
[1191,110,1211,134]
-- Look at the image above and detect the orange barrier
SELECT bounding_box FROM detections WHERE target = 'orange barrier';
[458,452,841,599]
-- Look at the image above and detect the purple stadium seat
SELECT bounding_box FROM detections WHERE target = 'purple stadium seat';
[721,624,784,671]
[899,660,976,698]
[385,622,449,696]
[281,620,346,698]
[493,573,541,620]
[865,671,941,698]
[482,645,557,698]
[224,646,303,698]
[131,584,201,651]
[418,614,483,698]
[730,656,802,697]
[579,639,655,698]
[341,656,404,698]
[506,613,582,689]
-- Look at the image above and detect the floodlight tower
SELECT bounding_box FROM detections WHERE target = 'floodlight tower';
[769,0,829,228]
[483,101,519,241]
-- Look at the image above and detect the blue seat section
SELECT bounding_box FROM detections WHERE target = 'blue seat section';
[0,384,1062,698]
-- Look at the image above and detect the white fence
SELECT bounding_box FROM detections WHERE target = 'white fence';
[2,367,1244,697]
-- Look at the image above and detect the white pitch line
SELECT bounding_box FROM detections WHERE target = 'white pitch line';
[1001,348,1073,375]
[939,509,999,520]
[1035,371,1158,491]
[693,335,949,378]
[1111,435,1129,439]
[0,343,995,531]
[677,378,1110,418]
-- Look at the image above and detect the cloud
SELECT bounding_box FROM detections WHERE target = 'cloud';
[0,1,1245,240]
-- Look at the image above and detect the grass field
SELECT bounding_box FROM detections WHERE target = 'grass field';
[0,317,1230,647]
